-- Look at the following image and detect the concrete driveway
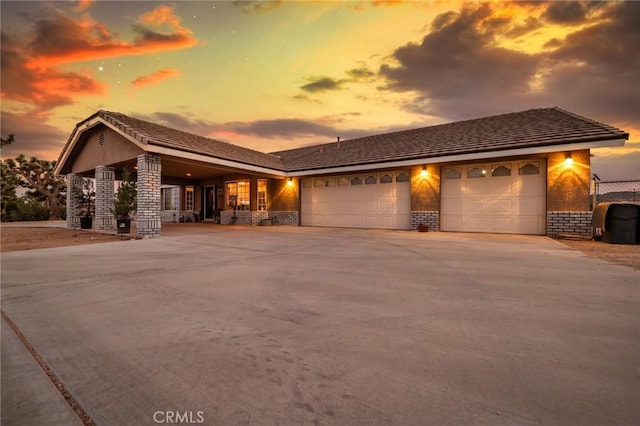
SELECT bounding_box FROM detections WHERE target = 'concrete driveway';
[1,226,638,425]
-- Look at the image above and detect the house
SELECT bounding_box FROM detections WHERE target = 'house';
[55,107,628,237]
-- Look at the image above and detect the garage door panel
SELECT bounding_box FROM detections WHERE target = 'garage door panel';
[441,214,463,231]
[491,198,513,214]
[465,198,490,214]
[441,160,546,235]
[491,179,513,195]
[302,173,410,229]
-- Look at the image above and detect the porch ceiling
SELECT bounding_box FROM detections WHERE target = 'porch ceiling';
[158,156,284,181]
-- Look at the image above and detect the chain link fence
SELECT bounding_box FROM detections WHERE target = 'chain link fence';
[592,178,640,208]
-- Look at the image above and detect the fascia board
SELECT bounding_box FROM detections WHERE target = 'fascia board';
[54,117,148,175]
[147,145,286,177]
[287,138,627,177]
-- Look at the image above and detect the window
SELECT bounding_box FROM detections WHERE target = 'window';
[365,175,377,184]
[519,161,540,175]
[444,168,461,179]
[257,179,267,211]
[492,164,511,177]
[338,176,349,186]
[396,172,410,182]
[380,174,393,184]
[467,166,486,178]
[313,178,324,188]
[185,186,194,211]
[324,177,337,187]
[162,186,179,210]
[351,176,363,185]
[226,180,250,210]
[302,179,312,188]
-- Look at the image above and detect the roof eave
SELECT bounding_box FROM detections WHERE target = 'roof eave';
[146,144,287,177]
[285,137,627,177]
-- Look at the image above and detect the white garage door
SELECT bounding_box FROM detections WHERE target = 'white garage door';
[301,171,411,230]
[441,160,546,235]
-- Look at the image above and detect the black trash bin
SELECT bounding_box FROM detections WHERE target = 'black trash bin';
[604,204,640,244]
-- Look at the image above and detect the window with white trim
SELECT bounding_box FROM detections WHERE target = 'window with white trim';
[185,186,194,211]
[257,179,267,211]
[226,180,250,210]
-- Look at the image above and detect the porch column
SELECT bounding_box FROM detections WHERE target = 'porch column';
[95,166,115,231]
[137,153,162,237]
[66,173,82,229]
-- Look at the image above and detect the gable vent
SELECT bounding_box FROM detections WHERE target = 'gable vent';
[99,133,105,145]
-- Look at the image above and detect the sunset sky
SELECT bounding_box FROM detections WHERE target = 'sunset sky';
[1,0,638,179]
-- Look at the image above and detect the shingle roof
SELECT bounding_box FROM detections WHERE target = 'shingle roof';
[67,110,286,170]
[272,107,628,171]
[58,107,628,174]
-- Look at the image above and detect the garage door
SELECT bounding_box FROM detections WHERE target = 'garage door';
[441,160,546,235]
[301,171,411,229]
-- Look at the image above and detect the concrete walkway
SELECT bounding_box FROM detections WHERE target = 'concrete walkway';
[1,227,638,425]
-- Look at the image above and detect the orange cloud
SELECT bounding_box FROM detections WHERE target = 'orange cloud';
[131,69,182,89]
[25,5,197,70]
[1,4,197,116]
[1,33,106,117]
[76,0,95,12]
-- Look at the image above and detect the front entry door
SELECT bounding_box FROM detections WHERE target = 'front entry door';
[204,186,215,220]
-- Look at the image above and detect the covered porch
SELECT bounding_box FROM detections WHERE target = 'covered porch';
[55,111,299,238]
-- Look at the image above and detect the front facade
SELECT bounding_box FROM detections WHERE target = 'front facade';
[55,108,628,237]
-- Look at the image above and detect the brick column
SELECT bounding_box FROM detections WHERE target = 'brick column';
[95,166,115,231]
[66,173,82,229]
[137,153,162,237]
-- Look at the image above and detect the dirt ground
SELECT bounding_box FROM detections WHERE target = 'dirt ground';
[555,238,640,270]
[1,227,638,270]
[1,227,129,253]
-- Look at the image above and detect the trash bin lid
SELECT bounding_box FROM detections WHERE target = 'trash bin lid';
[607,203,640,220]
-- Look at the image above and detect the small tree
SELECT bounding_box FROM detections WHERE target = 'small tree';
[112,167,137,219]
[73,178,95,218]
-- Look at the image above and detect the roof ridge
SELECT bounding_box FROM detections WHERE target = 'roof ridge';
[99,110,284,162]
[272,107,559,157]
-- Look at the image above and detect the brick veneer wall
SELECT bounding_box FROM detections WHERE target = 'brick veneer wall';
[95,166,115,231]
[220,210,299,225]
[410,211,439,231]
[137,153,162,237]
[268,211,299,225]
[66,173,82,229]
[546,211,592,237]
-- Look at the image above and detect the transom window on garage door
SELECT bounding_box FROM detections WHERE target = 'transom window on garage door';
[302,171,410,188]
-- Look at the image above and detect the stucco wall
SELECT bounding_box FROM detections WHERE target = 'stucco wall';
[410,164,440,211]
[72,127,144,174]
[269,178,299,212]
[546,149,590,211]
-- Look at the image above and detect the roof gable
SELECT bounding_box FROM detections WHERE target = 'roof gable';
[56,110,286,174]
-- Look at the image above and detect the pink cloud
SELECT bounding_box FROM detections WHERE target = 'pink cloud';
[131,69,182,89]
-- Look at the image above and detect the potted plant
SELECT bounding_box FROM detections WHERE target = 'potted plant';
[74,178,95,229]
[111,167,137,234]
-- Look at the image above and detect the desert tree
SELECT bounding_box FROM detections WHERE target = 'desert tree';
[3,154,67,220]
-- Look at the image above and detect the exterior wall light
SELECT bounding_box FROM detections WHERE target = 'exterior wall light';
[287,178,294,186]
[420,166,428,178]
[564,154,574,167]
